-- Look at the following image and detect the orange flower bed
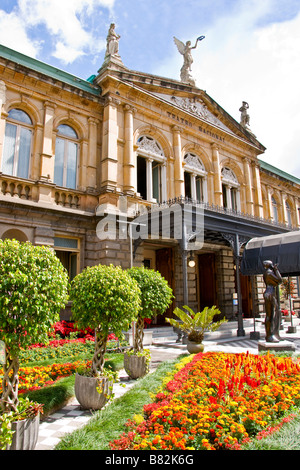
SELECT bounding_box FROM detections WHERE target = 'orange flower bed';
[110,352,300,450]
[0,360,91,394]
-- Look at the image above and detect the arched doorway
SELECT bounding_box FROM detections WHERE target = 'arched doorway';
[1,229,28,242]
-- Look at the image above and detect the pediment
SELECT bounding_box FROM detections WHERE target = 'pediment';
[152,92,233,134]
[97,65,265,152]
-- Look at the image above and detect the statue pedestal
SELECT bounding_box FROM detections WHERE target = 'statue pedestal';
[258,340,296,353]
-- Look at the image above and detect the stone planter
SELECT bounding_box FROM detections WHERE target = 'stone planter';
[124,330,153,346]
[8,413,40,450]
[75,373,113,410]
[186,340,204,354]
[124,352,149,379]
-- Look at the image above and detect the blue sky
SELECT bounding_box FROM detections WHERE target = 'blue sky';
[1,0,300,177]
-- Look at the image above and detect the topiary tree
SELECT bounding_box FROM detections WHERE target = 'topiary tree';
[0,239,69,413]
[70,264,141,377]
[127,266,173,352]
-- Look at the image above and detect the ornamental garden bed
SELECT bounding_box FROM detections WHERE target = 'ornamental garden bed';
[110,351,300,451]
[0,321,126,418]
[2,320,300,451]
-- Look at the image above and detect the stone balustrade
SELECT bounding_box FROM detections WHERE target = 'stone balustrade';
[0,176,33,201]
[54,189,81,209]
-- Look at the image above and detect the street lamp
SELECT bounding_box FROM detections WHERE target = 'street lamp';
[188,252,196,268]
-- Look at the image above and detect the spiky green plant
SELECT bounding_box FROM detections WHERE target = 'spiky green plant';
[166,305,227,343]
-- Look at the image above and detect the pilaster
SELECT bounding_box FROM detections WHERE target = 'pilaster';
[40,101,56,182]
[172,126,184,197]
[101,96,120,192]
[211,143,222,206]
[123,104,136,195]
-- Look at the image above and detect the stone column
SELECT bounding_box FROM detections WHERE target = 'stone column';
[202,177,208,203]
[79,139,88,190]
[281,192,288,225]
[123,105,135,195]
[146,157,153,201]
[252,163,264,218]
[40,101,56,182]
[191,173,197,201]
[161,162,167,202]
[243,157,254,215]
[211,143,222,206]
[266,186,273,220]
[295,198,300,228]
[225,185,232,210]
[101,96,119,192]
[172,126,184,197]
[0,81,7,170]
[87,117,98,190]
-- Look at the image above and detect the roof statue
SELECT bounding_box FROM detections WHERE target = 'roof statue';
[173,35,205,86]
[239,101,256,137]
[105,23,121,59]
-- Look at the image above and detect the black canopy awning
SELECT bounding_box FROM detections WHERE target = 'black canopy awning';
[241,231,300,276]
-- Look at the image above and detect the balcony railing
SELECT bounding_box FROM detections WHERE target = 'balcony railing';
[140,196,297,231]
[0,176,36,201]
[54,189,81,209]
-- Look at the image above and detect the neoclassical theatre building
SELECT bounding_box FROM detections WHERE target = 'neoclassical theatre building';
[0,28,300,325]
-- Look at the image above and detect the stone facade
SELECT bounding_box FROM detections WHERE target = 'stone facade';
[1,41,300,324]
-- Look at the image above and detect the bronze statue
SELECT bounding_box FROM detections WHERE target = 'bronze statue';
[263,260,282,342]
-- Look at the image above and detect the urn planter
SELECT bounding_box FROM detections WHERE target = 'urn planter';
[7,413,40,450]
[124,351,149,379]
[75,373,113,410]
[186,340,204,354]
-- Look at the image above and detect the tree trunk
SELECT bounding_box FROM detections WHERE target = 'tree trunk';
[133,316,145,352]
[1,353,19,413]
[91,328,108,377]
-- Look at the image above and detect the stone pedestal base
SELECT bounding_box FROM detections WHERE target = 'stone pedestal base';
[250,331,260,340]
[258,340,296,352]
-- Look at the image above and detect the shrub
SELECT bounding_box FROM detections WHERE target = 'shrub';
[0,239,69,413]
[70,264,141,376]
[127,267,173,352]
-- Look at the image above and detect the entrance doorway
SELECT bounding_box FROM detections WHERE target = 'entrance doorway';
[198,253,218,310]
[155,247,175,324]
[239,274,253,317]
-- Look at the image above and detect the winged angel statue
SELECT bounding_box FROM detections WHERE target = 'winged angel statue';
[173,36,205,86]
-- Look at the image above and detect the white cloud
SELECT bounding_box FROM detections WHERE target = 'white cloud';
[0,9,41,57]
[0,0,115,64]
[156,0,300,176]
[199,8,300,175]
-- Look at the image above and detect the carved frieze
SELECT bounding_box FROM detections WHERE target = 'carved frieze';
[153,93,232,133]
[137,135,164,158]
[184,153,205,172]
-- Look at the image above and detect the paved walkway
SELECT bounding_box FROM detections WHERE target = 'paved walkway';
[34,317,300,450]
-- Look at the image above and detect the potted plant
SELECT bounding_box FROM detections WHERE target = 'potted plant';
[166,305,227,354]
[0,239,69,450]
[125,267,173,378]
[70,264,141,409]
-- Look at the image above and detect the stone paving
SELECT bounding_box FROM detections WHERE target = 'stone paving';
[34,317,300,450]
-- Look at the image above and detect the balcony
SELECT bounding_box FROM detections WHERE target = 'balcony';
[0,175,38,202]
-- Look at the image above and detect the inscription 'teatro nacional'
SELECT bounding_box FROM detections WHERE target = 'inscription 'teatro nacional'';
[166,111,226,143]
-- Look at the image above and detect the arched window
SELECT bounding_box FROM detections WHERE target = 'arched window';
[2,108,33,179]
[136,135,166,203]
[54,124,78,189]
[183,153,207,202]
[272,196,278,223]
[286,201,292,227]
[221,167,240,211]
